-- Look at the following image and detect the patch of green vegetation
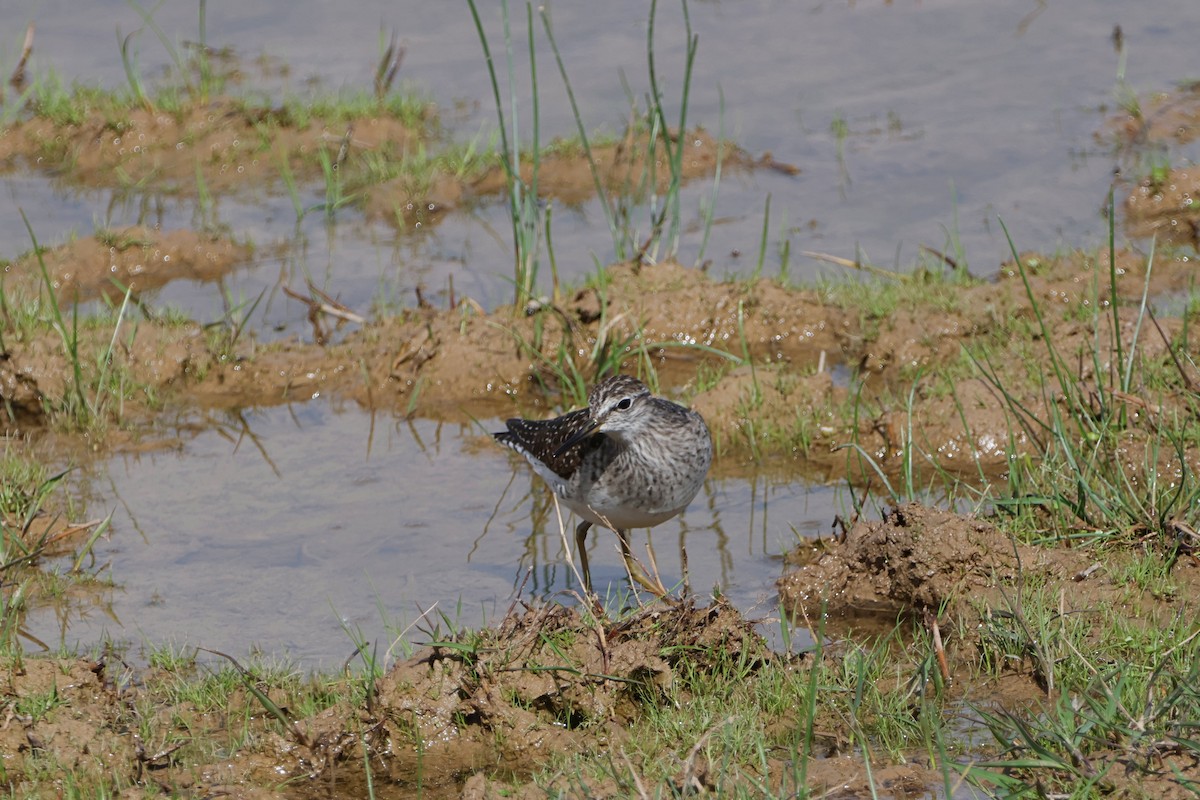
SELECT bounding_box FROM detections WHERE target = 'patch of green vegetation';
[529,615,960,796]
[969,586,1200,796]
[975,237,1200,548]
[284,90,431,130]
[814,266,976,342]
[26,72,131,127]
[0,447,112,663]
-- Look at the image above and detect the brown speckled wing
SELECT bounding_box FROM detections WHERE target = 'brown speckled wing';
[494,406,596,480]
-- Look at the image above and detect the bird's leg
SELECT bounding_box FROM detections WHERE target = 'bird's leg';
[575,520,593,593]
[617,529,671,599]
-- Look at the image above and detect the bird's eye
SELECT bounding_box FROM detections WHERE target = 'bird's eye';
[616,397,632,410]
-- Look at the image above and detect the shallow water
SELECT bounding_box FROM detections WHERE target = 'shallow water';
[27,401,838,667]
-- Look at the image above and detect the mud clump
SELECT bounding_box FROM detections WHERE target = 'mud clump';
[1124,165,1200,250]
[778,504,1064,619]
[368,598,765,791]
[0,101,423,196]
[6,226,254,305]
[1108,82,1200,248]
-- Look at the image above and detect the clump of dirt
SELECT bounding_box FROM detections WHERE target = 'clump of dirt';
[777,504,1071,618]
[365,126,754,230]
[0,100,424,196]
[777,504,1200,798]
[1106,81,1200,248]
[4,226,254,305]
[777,503,1200,667]
[365,598,764,790]
[1108,80,1200,147]
[1,94,752,234]
[1124,165,1200,250]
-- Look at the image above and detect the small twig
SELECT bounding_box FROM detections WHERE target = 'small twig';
[642,540,671,598]
[801,249,907,281]
[678,715,736,793]
[41,518,102,548]
[306,281,364,321]
[926,609,951,686]
[414,285,432,309]
[550,495,590,596]
[680,544,690,597]
[386,600,439,666]
[7,23,34,95]
[505,567,533,620]
[918,243,960,272]
[283,283,365,346]
[620,750,652,800]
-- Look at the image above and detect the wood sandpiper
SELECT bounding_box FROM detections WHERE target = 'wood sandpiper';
[495,375,712,595]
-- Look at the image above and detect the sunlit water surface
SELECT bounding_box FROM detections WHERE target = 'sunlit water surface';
[27,402,837,667]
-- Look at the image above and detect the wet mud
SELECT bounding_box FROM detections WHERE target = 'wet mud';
[1112,82,1200,249]
[4,238,1198,479]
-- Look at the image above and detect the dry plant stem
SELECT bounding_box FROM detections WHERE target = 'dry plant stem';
[8,23,34,93]
[621,749,652,800]
[282,284,366,325]
[801,249,906,281]
[617,529,671,599]
[641,539,672,598]
[42,518,103,549]
[585,506,672,600]
[551,494,590,593]
[385,600,439,664]
[926,610,951,685]
[918,244,961,272]
[681,545,690,595]
[505,567,534,620]
[678,715,736,792]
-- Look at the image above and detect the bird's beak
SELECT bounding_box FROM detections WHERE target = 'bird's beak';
[553,417,602,457]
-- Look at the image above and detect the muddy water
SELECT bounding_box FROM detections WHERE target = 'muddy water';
[26,402,836,666]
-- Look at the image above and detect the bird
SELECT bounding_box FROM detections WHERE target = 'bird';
[495,374,712,595]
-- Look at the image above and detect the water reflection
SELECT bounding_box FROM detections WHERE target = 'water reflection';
[26,401,838,667]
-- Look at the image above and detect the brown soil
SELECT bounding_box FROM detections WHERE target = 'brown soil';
[5,226,254,305]
[0,100,423,196]
[1110,82,1200,248]
[1124,165,1200,250]
[0,600,775,799]
[1109,80,1200,148]
[365,126,754,229]
[779,504,1200,800]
